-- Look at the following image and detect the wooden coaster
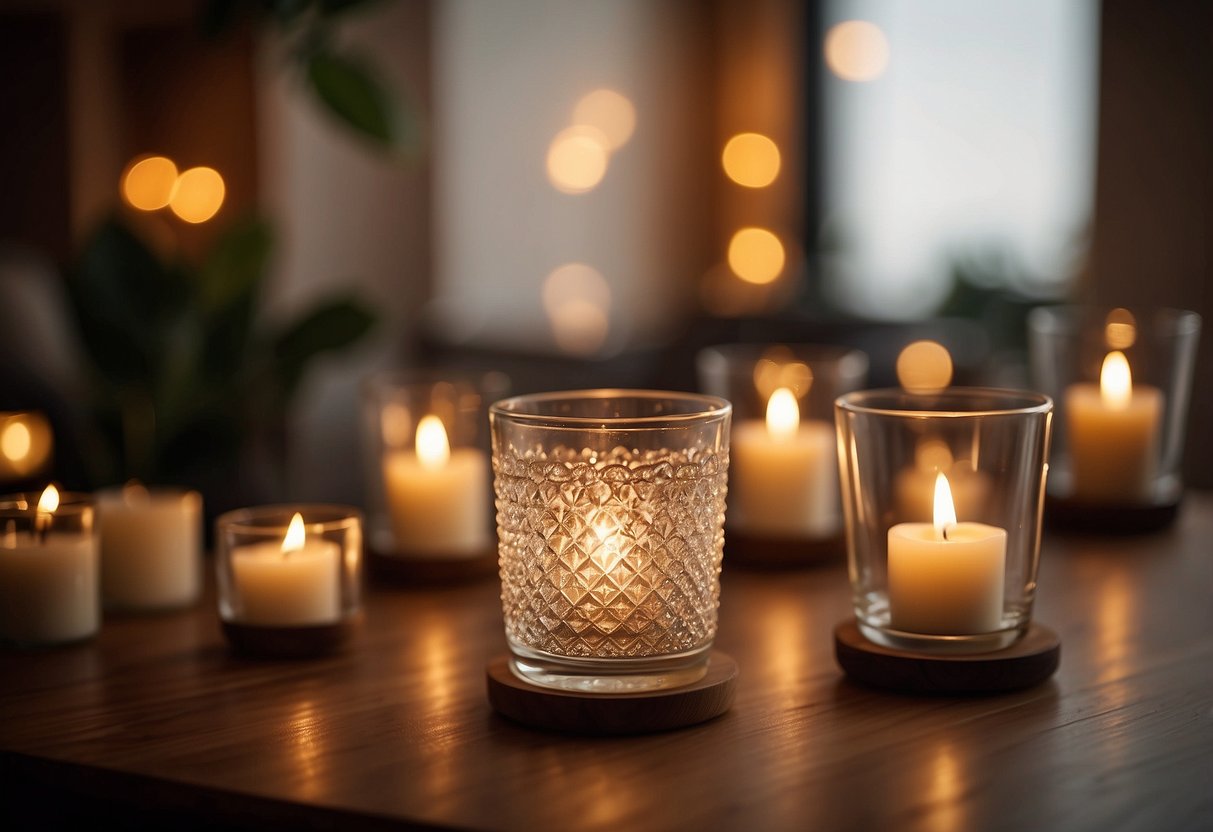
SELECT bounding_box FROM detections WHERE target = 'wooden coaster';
[834,618,1060,695]
[367,547,498,585]
[221,618,355,659]
[725,530,845,570]
[1045,495,1179,534]
[486,651,738,735]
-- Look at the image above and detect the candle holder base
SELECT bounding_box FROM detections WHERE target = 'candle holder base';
[833,618,1059,694]
[1045,494,1179,534]
[725,530,844,570]
[367,547,498,584]
[221,617,356,659]
[486,651,737,735]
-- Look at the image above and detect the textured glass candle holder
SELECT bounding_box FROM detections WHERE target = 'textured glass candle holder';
[491,390,731,692]
[216,505,362,656]
[836,389,1052,653]
[698,343,868,565]
[0,490,99,647]
[361,371,507,576]
[1028,306,1201,530]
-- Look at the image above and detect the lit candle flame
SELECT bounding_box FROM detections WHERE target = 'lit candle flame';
[1100,351,1132,411]
[933,472,957,540]
[416,415,451,470]
[766,387,800,442]
[36,484,59,515]
[282,512,306,553]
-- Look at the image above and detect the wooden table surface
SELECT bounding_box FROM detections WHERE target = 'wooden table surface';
[2,496,1212,831]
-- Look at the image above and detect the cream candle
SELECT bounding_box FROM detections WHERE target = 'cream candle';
[887,473,1006,635]
[0,486,99,645]
[383,415,489,556]
[730,387,838,537]
[1065,350,1162,502]
[97,483,202,610]
[229,513,340,626]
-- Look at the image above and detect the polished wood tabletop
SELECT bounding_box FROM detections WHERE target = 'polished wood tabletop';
[2,496,1212,831]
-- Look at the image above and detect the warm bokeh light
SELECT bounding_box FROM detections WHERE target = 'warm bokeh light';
[416,415,451,469]
[543,262,612,355]
[766,388,800,442]
[121,155,179,211]
[722,133,781,188]
[824,20,890,82]
[1,421,30,463]
[1100,350,1132,410]
[933,472,957,537]
[381,402,412,449]
[572,89,636,150]
[896,340,953,394]
[0,412,52,479]
[169,166,225,223]
[1105,307,1137,350]
[915,438,954,474]
[546,126,610,194]
[282,512,306,552]
[728,227,785,285]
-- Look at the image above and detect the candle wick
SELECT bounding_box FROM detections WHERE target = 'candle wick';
[942,524,951,541]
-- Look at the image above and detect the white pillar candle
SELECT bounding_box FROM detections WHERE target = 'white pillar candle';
[97,483,202,610]
[730,387,839,537]
[383,415,489,556]
[887,473,1006,635]
[0,486,99,645]
[1065,350,1162,502]
[229,513,341,626]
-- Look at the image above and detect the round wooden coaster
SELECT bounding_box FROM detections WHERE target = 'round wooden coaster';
[367,547,498,585]
[1045,495,1179,534]
[486,651,738,735]
[725,530,844,570]
[221,618,355,659]
[834,619,1060,695]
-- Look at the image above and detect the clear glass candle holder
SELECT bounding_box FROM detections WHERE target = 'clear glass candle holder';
[698,343,868,563]
[1027,306,1201,524]
[216,505,362,656]
[835,389,1052,653]
[361,371,506,563]
[490,390,731,692]
[0,488,99,647]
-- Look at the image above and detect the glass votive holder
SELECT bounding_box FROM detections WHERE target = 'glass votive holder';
[96,483,203,612]
[361,371,506,576]
[835,389,1052,653]
[1027,305,1201,529]
[0,487,99,647]
[216,505,362,657]
[490,390,731,692]
[697,343,868,565]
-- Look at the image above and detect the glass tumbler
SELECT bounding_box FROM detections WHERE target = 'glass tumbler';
[698,343,868,564]
[491,390,731,692]
[1027,306,1201,527]
[835,389,1052,653]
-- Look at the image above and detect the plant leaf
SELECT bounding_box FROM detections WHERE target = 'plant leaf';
[306,49,395,146]
[272,296,375,394]
[199,217,273,313]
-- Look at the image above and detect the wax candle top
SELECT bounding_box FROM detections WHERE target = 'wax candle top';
[416,415,450,469]
[934,472,957,540]
[765,387,799,442]
[122,480,151,507]
[1101,350,1132,409]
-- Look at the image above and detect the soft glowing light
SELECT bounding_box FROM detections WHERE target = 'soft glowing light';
[37,484,59,515]
[1,421,31,462]
[416,415,451,469]
[169,166,225,223]
[1105,308,1137,350]
[572,89,636,150]
[282,512,306,553]
[824,20,890,82]
[722,133,781,188]
[0,412,52,478]
[915,438,954,473]
[896,340,953,394]
[121,155,178,211]
[547,126,610,194]
[543,262,612,355]
[766,388,800,442]
[728,227,785,285]
[590,511,627,573]
[381,402,412,449]
[1100,351,1132,410]
[933,472,957,540]
[122,480,150,507]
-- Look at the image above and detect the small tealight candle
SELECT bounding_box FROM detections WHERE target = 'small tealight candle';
[1065,350,1162,502]
[730,387,839,538]
[383,415,489,556]
[97,482,202,611]
[229,513,341,627]
[0,486,99,646]
[887,473,1006,635]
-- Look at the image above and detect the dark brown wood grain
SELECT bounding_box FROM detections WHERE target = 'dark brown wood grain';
[2,496,1212,831]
